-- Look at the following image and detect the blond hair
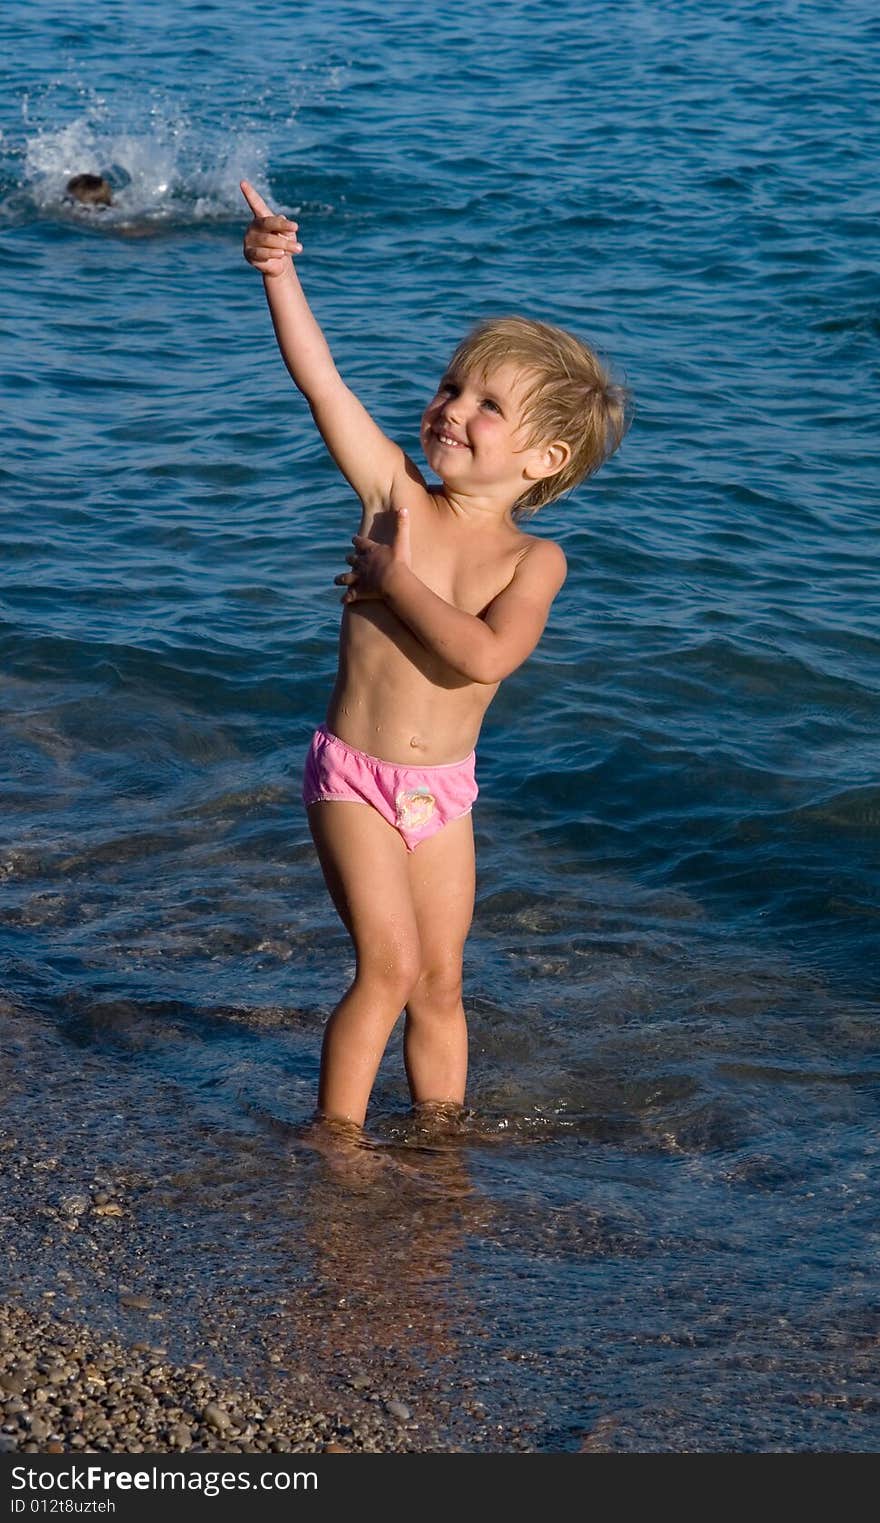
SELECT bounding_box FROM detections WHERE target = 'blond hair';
[446,315,631,515]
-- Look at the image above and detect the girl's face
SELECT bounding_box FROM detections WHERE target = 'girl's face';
[420,362,544,500]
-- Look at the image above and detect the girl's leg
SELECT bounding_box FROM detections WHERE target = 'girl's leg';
[307,802,422,1126]
[403,811,476,1106]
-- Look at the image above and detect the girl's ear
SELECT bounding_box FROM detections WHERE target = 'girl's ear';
[543,440,571,475]
[524,439,571,482]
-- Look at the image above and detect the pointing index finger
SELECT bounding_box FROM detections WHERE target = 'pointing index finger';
[240,179,274,219]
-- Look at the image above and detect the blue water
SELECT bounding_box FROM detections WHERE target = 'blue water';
[1,0,878,1451]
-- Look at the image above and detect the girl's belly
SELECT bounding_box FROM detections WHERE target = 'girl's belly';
[324,604,498,765]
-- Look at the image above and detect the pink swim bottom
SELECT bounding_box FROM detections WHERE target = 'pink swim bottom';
[302,725,478,852]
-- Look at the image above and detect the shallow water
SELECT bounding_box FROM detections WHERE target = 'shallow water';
[1,0,878,1450]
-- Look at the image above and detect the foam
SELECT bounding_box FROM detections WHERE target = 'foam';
[16,93,271,229]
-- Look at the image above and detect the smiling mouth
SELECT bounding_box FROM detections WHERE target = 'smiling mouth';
[433,429,469,449]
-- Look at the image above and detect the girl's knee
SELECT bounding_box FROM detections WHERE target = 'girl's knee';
[356,943,422,1005]
[411,959,464,1012]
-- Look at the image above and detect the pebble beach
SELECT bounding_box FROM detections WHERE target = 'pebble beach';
[1,1006,536,1454]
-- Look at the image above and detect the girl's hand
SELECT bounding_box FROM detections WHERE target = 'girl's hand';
[240,180,302,277]
[336,506,412,604]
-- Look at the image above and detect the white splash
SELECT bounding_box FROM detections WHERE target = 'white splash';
[19,94,272,229]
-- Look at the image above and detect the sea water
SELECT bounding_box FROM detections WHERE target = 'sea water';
[1,0,878,1450]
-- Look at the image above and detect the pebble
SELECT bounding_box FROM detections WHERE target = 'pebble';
[59,1195,89,1217]
[385,1400,411,1422]
[202,1402,232,1432]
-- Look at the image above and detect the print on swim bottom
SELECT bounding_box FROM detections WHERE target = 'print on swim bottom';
[395,787,436,830]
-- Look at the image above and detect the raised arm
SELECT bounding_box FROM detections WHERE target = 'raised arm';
[240,180,409,510]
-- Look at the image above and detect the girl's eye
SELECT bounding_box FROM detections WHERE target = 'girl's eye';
[482,399,501,413]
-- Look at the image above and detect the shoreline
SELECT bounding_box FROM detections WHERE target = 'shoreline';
[0,1300,428,1455]
[0,1008,534,1456]
[0,1143,529,1456]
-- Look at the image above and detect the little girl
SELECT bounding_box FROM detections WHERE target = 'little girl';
[241,181,629,1130]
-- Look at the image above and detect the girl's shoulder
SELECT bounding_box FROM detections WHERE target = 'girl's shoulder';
[512,529,567,574]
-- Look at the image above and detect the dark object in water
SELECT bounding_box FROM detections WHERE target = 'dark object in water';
[66,173,113,207]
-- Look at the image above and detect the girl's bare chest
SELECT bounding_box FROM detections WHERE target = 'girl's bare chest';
[359,500,526,614]
[410,527,523,614]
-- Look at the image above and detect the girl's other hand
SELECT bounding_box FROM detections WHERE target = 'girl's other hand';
[336,507,412,603]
